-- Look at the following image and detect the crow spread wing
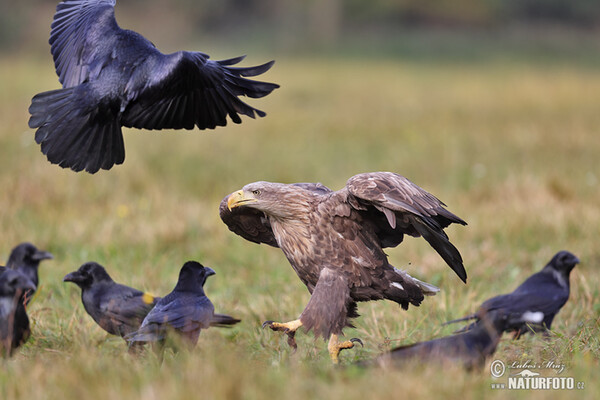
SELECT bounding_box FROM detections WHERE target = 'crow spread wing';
[122,53,279,130]
[50,0,119,87]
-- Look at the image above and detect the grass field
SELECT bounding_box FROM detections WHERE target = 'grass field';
[0,43,599,399]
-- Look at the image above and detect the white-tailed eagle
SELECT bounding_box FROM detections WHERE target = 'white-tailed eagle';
[220,172,467,362]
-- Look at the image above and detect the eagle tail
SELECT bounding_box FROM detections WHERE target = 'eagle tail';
[409,215,467,283]
[29,85,125,174]
[384,267,434,310]
[210,313,241,328]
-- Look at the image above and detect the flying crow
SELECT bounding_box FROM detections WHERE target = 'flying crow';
[221,171,466,363]
[64,262,159,341]
[29,0,279,173]
[126,261,240,351]
[1,243,53,305]
[446,251,579,338]
[0,270,37,357]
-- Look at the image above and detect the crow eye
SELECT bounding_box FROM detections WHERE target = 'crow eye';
[252,190,261,196]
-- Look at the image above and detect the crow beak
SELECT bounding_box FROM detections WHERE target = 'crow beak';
[204,267,216,277]
[63,271,81,283]
[32,250,54,261]
[227,190,257,211]
[21,279,37,292]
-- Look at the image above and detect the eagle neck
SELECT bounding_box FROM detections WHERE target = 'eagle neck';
[268,213,312,241]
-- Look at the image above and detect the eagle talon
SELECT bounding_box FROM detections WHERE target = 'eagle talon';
[328,334,362,364]
[261,319,303,350]
[262,320,275,329]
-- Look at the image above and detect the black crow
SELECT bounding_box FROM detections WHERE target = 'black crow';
[446,251,580,338]
[0,270,37,357]
[361,310,511,370]
[126,261,240,350]
[63,262,160,340]
[29,0,279,174]
[2,243,53,305]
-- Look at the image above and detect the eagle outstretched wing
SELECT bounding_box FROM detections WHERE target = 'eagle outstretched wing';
[343,172,467,282]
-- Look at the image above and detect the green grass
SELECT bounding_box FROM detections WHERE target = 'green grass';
[0,50,599,400]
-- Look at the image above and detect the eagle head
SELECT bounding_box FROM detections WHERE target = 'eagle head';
[227,181,313,220]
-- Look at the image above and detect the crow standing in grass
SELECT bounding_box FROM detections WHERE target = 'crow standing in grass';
[29,0,279,174]
[126,261,240,350]
[361,310,512,370]
[63,262,160,341]
[221,172,466,363]
[446,251,580,338]
[0,270,37,357]
[1,243,53,306]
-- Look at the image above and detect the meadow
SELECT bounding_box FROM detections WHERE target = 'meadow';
[0,38,599,399]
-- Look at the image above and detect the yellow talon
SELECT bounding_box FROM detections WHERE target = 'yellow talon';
[262,319,303,350]
[328,334,363,364]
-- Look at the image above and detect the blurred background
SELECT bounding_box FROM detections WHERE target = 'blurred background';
[2,0,600,59]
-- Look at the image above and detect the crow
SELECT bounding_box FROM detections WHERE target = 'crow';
[63,262,160,341]
[29,0,279,174]
[360,310,512,370]
[126,261,240,351]
[2,243,53,306]
[446,251,580,338]
[0,269,37,357]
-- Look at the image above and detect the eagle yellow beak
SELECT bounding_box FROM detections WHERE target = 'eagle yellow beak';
[227,190,258,211]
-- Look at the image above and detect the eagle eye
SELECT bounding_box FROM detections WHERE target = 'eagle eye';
[252,190,261,196]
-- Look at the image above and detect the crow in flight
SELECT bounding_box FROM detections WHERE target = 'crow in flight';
[29,0,279,173]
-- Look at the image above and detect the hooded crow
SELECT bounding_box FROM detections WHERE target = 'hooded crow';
[446,251,580,338]
[0,270,37,357]
[126,261,240,350]
[64,262,160,340]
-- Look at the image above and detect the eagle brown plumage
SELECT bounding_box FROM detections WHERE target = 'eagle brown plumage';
[220,172,467,362]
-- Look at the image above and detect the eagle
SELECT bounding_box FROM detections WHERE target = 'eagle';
[220,171,467,363]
